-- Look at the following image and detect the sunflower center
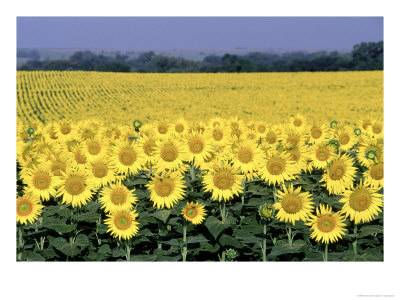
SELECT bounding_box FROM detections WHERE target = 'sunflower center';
[186,207,198,218]
[372,124,382,134]
[189,138,204,154]
[143,140,156,156]
[119,148,137,166]
[370,164,383,180]
[114,213,132,230]
[311,128,322,139]
[339,134,350,145]
[88,141,101,155]
[34,172,51,190]
[349,190,372,212]
[175,124,184,133]
[267,133,277,144]
[93,163,108,178]
[261,205,273,218]
[316,147,330,161]
[60,124,71,135]
[155,180,174,197]
[214,171,234,190]
[51,161,66,176]
[65,176,86,195]
[287,135,299,146]
[238,148,253,163]
[17,200,33,216]
[281,195,302,214]
[362,120,372,130]
[258,125,266,133]
[329,162,346,180]
[75,151,87,164]
[317,215,336,233]
[213,130,223,141]
[267,157,285,175]
[158,124,168,134]
[161,145,178,162]
[111,190,127,205]
[293,119,302,127]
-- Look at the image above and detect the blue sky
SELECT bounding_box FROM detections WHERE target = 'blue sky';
[17,17,383,51]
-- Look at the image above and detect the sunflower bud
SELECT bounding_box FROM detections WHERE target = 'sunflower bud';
[259,202,275,221]
[225,248,238,260]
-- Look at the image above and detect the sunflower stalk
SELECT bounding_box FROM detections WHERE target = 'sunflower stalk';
[241,179,246,205]
[17,226,23,261]
[125,241,131,261]
[353,223,358,257]
[262,222,267,262]
[286,224,295,248]
[220,202,227,223]
[323,243,328,262]
[182,220,188,262]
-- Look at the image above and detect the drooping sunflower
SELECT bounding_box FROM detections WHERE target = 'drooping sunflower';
[185,130,213,163]
[283,144,310,174]
[23,164,61,201]
[99,181,138,213]
[152,138,188,173]
[182,201,207,225]
[363,161,384,189]
[88,157,117,188]
[57,167,96,207]
[104,208,139,240]
[339,180,383,224]
[110,141,145,175]
[335,127,358,152]
[259,150,298,186]
[273,184,314,225]
[231,140,265,174]
[309,142,337,170]
[356,137,384,168]
[306,204,347,244]
[202,163,244,202]
[320,153,357,195]
[146,171,186,209]
[16,193,44,225]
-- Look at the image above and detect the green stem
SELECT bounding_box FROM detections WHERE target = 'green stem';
[126,242,131,261]
[262,223,267,262]
[353,223,358,257]
[287,224,293,247]
[182,220,187,262]
[323,243,328,262]
[241,179,246,205]
[17,226,23,261]
[220,202,227,223]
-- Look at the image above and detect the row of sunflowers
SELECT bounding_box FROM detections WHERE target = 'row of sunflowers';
[16,115,383,261]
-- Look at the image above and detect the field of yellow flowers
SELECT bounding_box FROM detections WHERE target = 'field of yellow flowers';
[16,71,383,261]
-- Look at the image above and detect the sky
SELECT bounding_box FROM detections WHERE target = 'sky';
[17,17,383,51]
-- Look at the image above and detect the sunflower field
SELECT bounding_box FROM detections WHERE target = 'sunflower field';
[16,71,383,262]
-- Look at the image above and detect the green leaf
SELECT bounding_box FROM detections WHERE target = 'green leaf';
[205,216,227,240]
[72,212,99,223]
[153,209,171,223]
[42,217,77,235]
[358,225,383,238]
[26,252,45,261]
[161,239,181,247]
[269,240,306,257]
[199,242,220,253]
[112,248,125,258]
[75,234,89,249]
[130,255,157,261]
[50,237,81,257]
[219,234,244,248]
[187,235,208,244]
[42,247,59,259]
[96,244,112,260]
[97,223,108,234]
[57,206,72,218]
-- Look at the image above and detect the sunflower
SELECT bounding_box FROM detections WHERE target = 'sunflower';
[259,150,298,186]
[23,164,61,201]
[283,144,310,173]
[306,204,347,244]
[16,193,44,225]
[208,117,226,129]
[81,137,109,162]
[208,125,231,148]
[363,161,384,189]
[154,120,170,140]
[289,114,308,133]
[281,127,306,148]
[254,121,269,139]
[366,120,383,139]
[88,157,117,188]
[308,123,329,144]
[185,130,213,163]
[99,181,138,213]
[146,171,186,209]
[358,116,373,132]
[309,142,337,170]
[182,201,207,225]
[262,127,281,149]
[202,163,244,202]
[339,180,383,224]
[104,208,139,240]
[335,127,358,152]
[273,184,314,225]
[356,138,383,167]
[320,153,357,195]
[57,167,96,207]
[110,141,145,175]
[152,138,188,173]
[54,119,78,142]
[67,144,88,168]
[43,151,70,177]
[16,141,37,164]
[170,118,189,137]
[231,140,265,174]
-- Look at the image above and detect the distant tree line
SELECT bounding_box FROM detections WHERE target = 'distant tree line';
[18,41,383,73]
